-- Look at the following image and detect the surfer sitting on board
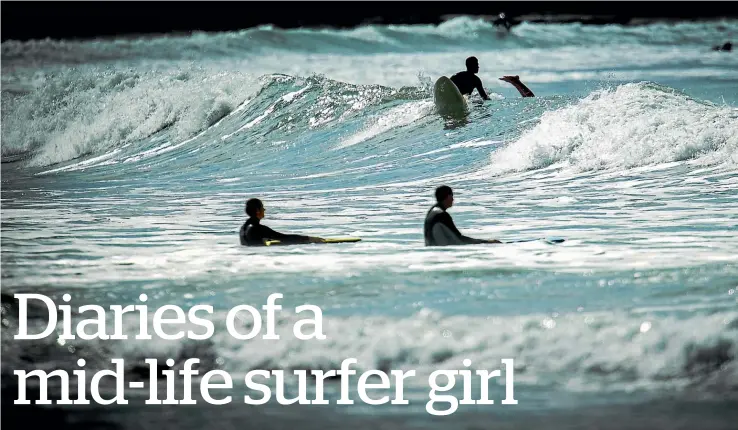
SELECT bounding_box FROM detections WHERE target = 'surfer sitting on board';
[424,186,501,246]
[240,198,325,246]
[450,57,491,100]
[450,57,536,100]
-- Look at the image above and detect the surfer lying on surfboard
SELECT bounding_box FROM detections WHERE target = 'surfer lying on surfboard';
[424,185,502,246]
[239,198,326,246]
[238,194,560,247]
[450,56,535,99]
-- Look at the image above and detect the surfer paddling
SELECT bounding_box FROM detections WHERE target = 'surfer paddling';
[450,56,535,99]
[424,186,501,246]
[239,198,325,246]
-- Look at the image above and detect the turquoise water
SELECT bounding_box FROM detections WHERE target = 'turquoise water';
[2,17,738,427]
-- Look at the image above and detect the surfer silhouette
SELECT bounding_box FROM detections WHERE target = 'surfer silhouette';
[450,57,491,100]
[424,186,501,246]
[239,198,325,246]
[450,56,535,99]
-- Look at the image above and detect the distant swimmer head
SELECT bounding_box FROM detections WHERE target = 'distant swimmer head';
[466,56,480,73]
[245,198,265,219]
[435,185,454,209]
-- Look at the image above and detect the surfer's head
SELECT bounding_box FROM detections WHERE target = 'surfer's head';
[435,185,454,209]
[466,56,479,73]
[245,198,265,219]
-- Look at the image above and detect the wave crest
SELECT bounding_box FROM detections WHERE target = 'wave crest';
[1,69,428,169]
[489,82,738,174]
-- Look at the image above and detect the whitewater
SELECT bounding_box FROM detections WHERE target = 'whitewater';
[2,17,738,429]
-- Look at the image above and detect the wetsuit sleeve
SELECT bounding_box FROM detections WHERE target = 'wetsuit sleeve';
[260,225,311,244]
[475,76,490,100]
[437,212,487,244]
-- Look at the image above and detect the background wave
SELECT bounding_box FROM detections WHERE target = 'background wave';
[2,18,737,67]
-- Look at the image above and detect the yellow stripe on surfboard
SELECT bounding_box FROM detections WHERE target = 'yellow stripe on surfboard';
[323,237,361,243]
[263,237,361,246]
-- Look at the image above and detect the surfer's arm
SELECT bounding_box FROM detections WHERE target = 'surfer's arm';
[462,234,500,244]
[261,226,314,244]
[475,76,491,100]
[464,236,500,244]
[499,75,535,97]
[438,213,493,244]
[263,226,325,244]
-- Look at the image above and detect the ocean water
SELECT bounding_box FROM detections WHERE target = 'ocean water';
[2,17,738,429]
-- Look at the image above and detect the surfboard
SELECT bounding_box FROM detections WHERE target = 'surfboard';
[263,237,362,246]
[322,237,361,243]
[433,76,468,116]
[503,237,566,244]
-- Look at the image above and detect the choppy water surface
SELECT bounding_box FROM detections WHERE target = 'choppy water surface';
[2,17,738,428]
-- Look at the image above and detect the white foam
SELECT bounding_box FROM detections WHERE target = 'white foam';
[2,66,259,167]
[487,83,738,175]
[44,306,737,394]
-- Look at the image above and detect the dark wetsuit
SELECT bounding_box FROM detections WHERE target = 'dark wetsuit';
[239,218,310,246]
[423,204,487,246]
[450,71,489,100]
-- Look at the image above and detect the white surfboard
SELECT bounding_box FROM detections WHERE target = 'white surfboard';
[433,76,468,116]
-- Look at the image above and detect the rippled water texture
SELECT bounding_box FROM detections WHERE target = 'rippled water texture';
[2,17,738,428]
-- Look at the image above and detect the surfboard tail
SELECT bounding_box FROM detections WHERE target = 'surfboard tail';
[264,237,362,246]
[324,237,361,243]
[503,237,565,244]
